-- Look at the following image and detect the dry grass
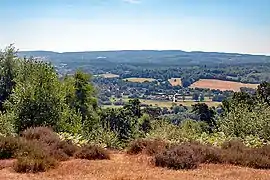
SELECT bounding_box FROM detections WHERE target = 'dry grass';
[100,73,120,78]
[1,152,270,180]
[189,79,259,92]
[139,99,221,108]
[168,78,182,86]
[124,78,156,83]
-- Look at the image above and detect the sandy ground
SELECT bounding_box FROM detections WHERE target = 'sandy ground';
[1,152,270,180]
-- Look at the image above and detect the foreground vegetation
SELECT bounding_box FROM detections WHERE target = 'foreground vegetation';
[1,45,270,175]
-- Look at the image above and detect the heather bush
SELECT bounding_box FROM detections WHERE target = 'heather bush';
[0,136,21,159]
[74,145,110,160]
[22,127,77,160]
[221,139,246,152]
[186,142,223,164]
[154,145,199,170]
[220,140,270,169]
[14,156,57,173]
[21,126,59,143]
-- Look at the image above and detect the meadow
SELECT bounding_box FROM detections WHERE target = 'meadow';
[99,73,120,78]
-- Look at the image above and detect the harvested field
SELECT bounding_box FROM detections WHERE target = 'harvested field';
[168,78,182,86]
[189,79,259,92]
[1,152,269,180]
[100,73,120,78]
[124,78,156,83]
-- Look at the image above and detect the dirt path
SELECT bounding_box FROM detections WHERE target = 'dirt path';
[1,152,270,180]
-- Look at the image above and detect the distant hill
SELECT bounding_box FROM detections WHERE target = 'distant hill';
[18,50,270,68]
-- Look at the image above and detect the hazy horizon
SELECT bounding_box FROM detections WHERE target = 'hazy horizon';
[1,0,270,55]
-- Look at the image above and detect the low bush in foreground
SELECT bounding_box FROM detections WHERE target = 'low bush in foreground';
[14,156,57,173]
[186,142,223,164]
[74,145,110,160]
[132,139,270,170]
[0,127,111,173]
[154,145,199,170]
[22,127,78,161]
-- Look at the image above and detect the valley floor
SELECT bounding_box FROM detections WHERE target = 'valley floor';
[1,152,270,180]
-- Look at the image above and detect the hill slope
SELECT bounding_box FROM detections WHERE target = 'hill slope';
[18,50,270,67]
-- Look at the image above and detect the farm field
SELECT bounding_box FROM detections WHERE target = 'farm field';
[1,152,269,180]
[168,78,182,86]
[105,96,221,108]
[189,79,259,92]
[99,73,120,78]
[139,99,221,108]
[124,77,156,83]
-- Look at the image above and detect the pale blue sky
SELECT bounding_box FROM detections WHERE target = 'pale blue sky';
[0,0,269,54]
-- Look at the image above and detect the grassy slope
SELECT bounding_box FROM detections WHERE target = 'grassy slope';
[1,152,269,180]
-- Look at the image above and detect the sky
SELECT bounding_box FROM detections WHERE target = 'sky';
[0,0,270,54]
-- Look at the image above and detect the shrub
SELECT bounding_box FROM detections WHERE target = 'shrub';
[154,145,199,170]
[74,145,110,160]
[221,139,246,152]
[14,156,57,173]
[58,132,89,147]
[22,127,77,160]
[219,104,270,141]
[0,112,15,136]
[0,136,21,159]
[221,140,270,169]
[255,145,270,158]
[21,127,59,143]
[186,142,223,164]
[146,120,184,143]
[85,126,124,149]
[127,139,169,156]
[13,138,58,173]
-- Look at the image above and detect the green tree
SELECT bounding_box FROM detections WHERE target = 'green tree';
[219,104,270,140]
[192,103,216,130]
[70,71,97,122]
[199,94,204,102]
[138,113,152,134]
[0,45,18,111]
[123,99,142,118]
[257,81,270,106]
[192,93,199,101]
[6,58,81,133]
[100,108,137,141]
[63,70,99,133]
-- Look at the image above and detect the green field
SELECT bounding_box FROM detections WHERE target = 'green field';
[103,96,221,108]
[98,73,120,78]
[124,78,156,83]
[139,99,221,108]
